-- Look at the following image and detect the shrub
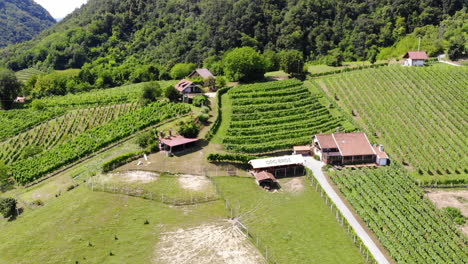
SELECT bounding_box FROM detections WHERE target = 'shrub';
[136,131,155,148]
[200,106,210,114]
[31,99,46,110]
[314,154,320,161]
[192,95,209,107]
[444,207,466,225]
[102,151,145,172]
[164,85,181,102]
[197,113,209,123]
[141,82,162,104]
[178,120,200,138]
[222,47,267,82]
[170,63,196,79]
[0,197,16,218]
[32,199,44,207]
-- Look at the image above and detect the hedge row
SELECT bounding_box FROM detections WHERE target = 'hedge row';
[207,153,259,164]
[102,151,146,173]
[205,86,231,140]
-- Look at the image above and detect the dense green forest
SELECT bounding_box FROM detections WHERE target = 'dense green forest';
[0,0,55,48]
[2,0,466,70]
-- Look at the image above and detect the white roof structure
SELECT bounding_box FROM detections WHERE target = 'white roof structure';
[249,155,305,170]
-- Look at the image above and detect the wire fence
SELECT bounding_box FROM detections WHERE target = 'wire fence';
[208,176,279,264]
[304,169,379,264]
[86,180,219,206]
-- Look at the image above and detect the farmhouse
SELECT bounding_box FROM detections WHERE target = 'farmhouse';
[174,79,203,103]
[159,135,199,155]
[313,132,389,166]
[403,51,428,66]
[188,68,215,79]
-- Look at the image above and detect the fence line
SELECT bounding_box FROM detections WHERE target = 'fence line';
[86,180,219,206]
[304,170,378,264]
[208,176,278,264]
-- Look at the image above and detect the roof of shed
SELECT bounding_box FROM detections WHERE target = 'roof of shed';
[189,68,215,79]
[175,79,194,92]
[249,155,305,169]
[253,171,277,182]
[403,51,428,60]
[160,136,199,147]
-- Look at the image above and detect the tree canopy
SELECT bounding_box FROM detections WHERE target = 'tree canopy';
[0,69,21,109]
[222,47,267,82]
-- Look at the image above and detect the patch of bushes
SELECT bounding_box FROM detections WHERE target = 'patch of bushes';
[178,120,200,138]
[444,207,466,225]
[102,151,145,173]
[192,95,209,107]
[0,197,17,218]
[207,153,259,164]
[197,113,209,123]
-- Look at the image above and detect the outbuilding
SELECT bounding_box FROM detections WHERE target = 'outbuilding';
[188,68,216,79]
[159,136,199,155]
[249,155,305,178]
[403,51,428,66]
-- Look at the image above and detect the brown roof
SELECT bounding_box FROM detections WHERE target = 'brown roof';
[333,133,376,156]
[189,69,215,79]
[174,79,194,92]
[373,146,389,159]
[253,171,277,182]
[403,51,428,60]
[160,136,199,147]
[294,146,311,151]
[315,134,337,149]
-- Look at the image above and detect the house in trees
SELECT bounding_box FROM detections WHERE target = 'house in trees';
[174,79,203,103]
[313,132,389,166]
[403,51,428,66]
[188,68,216,79]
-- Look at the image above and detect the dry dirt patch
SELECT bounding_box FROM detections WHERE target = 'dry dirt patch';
[282,177,305,194]
[426,190,468,216]
[178,175,211,191]
[153,220,266,264]
[104,171,159,183]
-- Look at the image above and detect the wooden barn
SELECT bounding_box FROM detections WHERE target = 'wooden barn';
[403,51,428,66]
[313,132,389,166]
[174,79,203,103]
[249,155,305,190]
[159,135,199,155]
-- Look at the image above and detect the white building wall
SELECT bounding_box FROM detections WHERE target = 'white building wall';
[413,59,425,66]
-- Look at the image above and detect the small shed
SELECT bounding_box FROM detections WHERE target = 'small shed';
[403,51,428,66]
[14,97,26,103]
[373,145,390,166]
[188,69,216,79]
[253,171,279,190]
[159,136,199,154]
[249,155,305,178]
[293,145,312,156]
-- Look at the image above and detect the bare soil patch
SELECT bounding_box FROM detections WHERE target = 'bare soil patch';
[105,171,159,183]
[426,190,468,216]
[178,175,211,192]
[153,220,266,264]
[281,177,305,194]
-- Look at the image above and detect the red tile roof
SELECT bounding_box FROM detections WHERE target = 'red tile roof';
[160,136,199,147]
[253,171,277,182]
[189,69,215,79]
[373,146,389,159]
[174,79,194,92]
[333,132,376,156]
[315,134,337,149]
[403,51,428,60]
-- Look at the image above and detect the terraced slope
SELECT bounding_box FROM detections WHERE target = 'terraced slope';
[224,80,346,154]
[313,65,468,183]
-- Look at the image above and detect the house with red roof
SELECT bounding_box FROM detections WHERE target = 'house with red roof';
[403,51,428,66]
[188,68,216,79]
[313,132,389,166]
[174,79,203,103]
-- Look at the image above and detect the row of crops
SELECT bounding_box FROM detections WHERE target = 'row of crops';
[12,102,191,184]
[331,166,467,263]
[314,65,468,180]
[224,80,344,153]
[0,103,141,164]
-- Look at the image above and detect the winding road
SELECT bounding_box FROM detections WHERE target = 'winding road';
[303,157,391,264]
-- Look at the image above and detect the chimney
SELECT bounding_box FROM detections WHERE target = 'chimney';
[379,145,384,152]
[169,130,172,137]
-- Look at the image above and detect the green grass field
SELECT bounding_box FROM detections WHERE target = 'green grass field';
[212,176,366,264]
[0,186,227,264]
[313,64,468,184]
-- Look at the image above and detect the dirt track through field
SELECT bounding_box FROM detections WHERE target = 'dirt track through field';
[153,220,266,264]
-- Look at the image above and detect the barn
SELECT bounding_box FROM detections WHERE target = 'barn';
[249,155,305,190]
[403,51,428,66]
[159,135,199,155]
[313,132,389,166]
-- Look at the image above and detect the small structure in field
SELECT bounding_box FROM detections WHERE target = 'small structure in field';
[403,51,428,66]
[293,145,312,156]
[313,132,389,166]
[159,135,199,155]
[248,155,305,190]
[187,68,216,79]
[174,79,203,103]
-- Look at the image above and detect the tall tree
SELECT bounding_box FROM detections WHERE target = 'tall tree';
[0,69,21,110]
[222,47,266,82]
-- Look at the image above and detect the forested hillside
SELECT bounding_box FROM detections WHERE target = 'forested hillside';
[1,0,466,72]
[0,0,55,48]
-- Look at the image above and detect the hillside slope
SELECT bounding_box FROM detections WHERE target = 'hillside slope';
[1,0,465,70]
[0,0,55,48]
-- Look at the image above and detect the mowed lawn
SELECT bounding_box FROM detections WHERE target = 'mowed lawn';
[213,176,366,264]
[0,186,226,264]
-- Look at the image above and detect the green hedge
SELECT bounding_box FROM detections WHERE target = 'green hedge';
[207,153,259,164]
[102,151,145,173]
[205,86,231,140]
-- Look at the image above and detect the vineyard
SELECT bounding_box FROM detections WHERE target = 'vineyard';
[11,102,191,184]
[331,166,467,263]
[223,80,346,153]
[313,65,468,182]
[0,103,140,164]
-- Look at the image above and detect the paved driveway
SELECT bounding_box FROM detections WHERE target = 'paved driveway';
[303,157,391,264]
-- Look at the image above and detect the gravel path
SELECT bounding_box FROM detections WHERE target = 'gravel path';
[303,157,391,264]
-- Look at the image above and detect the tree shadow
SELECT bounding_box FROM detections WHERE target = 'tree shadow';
[7,207,24,222]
